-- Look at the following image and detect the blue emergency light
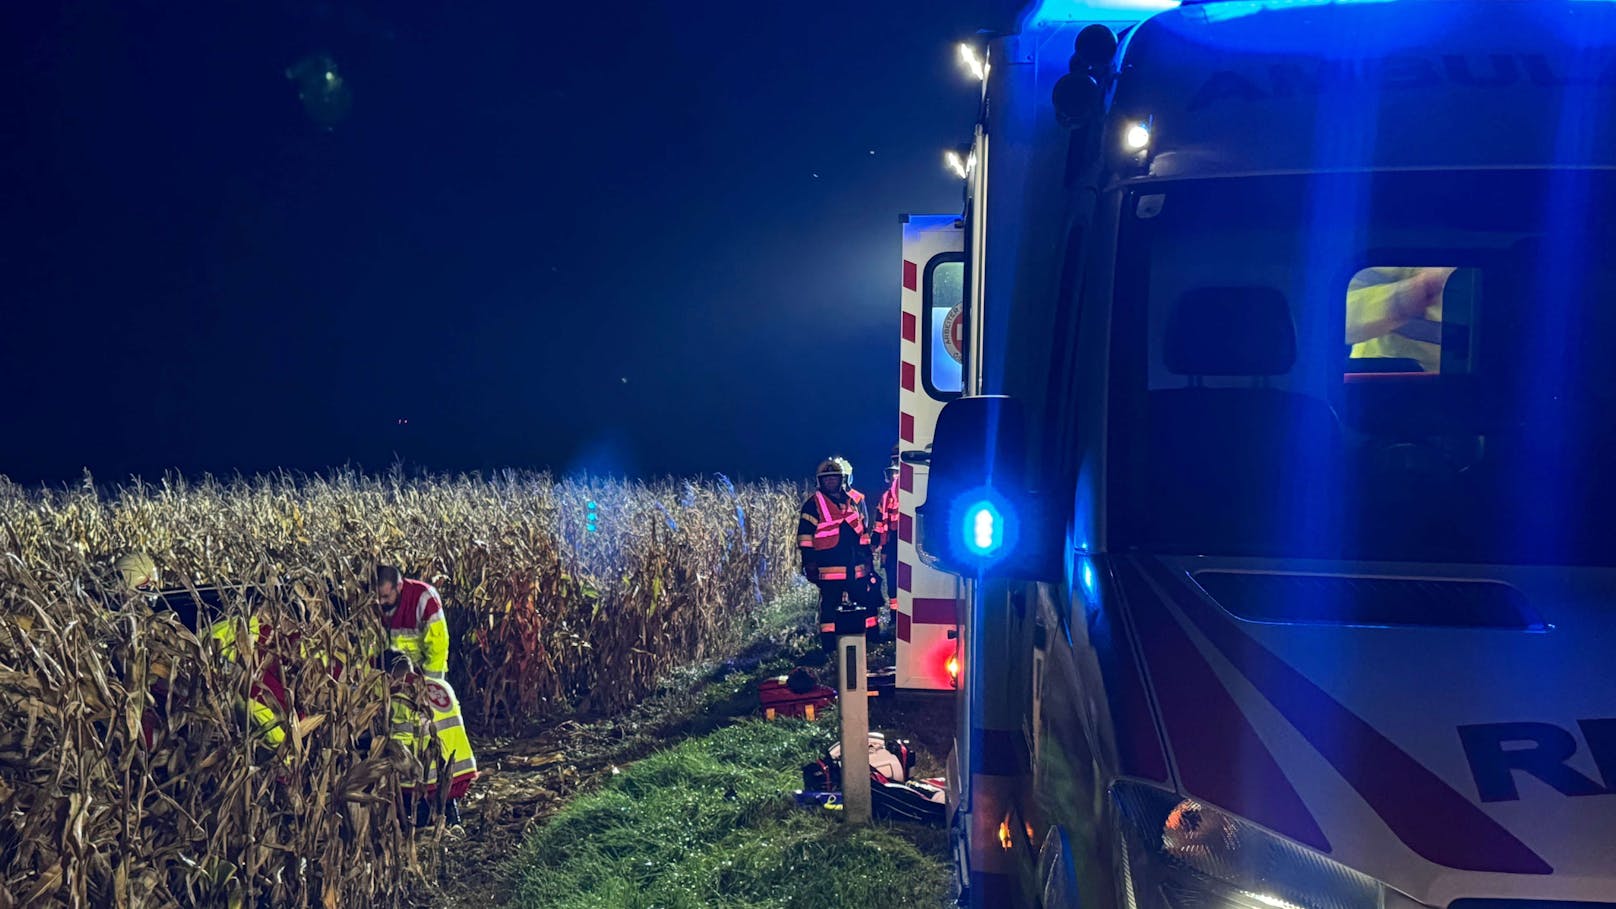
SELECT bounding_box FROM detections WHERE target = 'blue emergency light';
[1026,0,1178,27]
[586,500,598,533]
[964,500,1004,556]
[954,489,1019,564]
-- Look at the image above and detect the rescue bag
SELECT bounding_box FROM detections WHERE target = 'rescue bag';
[760,669,836,718]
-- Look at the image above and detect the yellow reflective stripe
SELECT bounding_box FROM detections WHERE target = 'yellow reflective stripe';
[247,698,285,745]
[421,617,450,676]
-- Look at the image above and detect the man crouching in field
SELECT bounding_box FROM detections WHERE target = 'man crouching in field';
[381,648,477,827]
[373,566,478,827]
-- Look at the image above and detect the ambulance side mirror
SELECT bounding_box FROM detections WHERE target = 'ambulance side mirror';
[918,395,1061,581]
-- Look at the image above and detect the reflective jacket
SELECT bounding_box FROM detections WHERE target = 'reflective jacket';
[874,476,901,547]
[382,578,450,681]
[798,491,874,582]
[390,673,478,798]
[210,615,289,749]
[1347,266,1443,372]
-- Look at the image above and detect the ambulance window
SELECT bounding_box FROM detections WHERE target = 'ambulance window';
[925,255,965,395]
[1344,266,1479,378]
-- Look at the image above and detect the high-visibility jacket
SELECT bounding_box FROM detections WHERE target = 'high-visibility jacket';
[209,615,289,749]
[874,476,901,547]
[382,578,450,681]
[1347,266,1443,372]
[389,674,478,798]
[798,491,874,582]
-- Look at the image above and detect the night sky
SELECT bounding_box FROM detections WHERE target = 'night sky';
[1,1,1024,487]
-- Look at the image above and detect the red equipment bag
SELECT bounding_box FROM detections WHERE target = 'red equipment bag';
[759,667,836,718]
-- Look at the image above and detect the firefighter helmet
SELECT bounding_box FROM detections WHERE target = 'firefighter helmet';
[832,457,853,485]
[114,552,160,592]
[815,458,842,479]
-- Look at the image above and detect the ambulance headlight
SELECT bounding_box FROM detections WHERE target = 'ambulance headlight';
[1112,782,1425,909]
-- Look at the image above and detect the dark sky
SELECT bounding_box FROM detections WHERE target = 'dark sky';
[0,1,1023,486]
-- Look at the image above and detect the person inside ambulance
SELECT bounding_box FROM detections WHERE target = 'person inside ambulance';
[1345,266,1455,373]
[798,458,882,653]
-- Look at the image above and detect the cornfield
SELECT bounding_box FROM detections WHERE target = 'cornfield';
[0,469,803,907]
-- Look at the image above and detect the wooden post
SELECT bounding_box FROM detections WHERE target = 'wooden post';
[837,633,871,824]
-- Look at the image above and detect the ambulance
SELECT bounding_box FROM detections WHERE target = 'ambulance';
[894,0,1616,905]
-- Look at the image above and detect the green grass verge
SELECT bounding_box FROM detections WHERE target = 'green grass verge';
[511,718,952,909]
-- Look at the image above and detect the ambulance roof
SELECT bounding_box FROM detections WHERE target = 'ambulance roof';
[1106,0,1616,179]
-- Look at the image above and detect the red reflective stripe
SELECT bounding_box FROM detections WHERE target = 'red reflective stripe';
[820,622,837,632]
[901,413,915,442]
[902,361,916,392]
[897,611,912,642]
[900,464,914,493]
[864,616,878,628]
[818,567,849,580]
[903,260,918,291]
[898,561,912,592]
[899,512,914,543]
[902,312,918,343]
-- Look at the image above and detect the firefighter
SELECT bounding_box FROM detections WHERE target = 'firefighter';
[381,648,477,828]
[874,444,902,611]
[835,456,887,615]
[799,458,882,653]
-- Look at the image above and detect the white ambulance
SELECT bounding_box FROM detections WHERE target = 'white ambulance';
[898,0,1616,906]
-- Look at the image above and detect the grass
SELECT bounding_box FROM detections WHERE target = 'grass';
[0,470,805,907]
[510,719,953,909]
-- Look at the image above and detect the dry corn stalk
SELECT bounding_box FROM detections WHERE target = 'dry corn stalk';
[0,470,801,906]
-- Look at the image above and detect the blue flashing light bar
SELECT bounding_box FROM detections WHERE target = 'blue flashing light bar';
[1025,0,1178,27]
